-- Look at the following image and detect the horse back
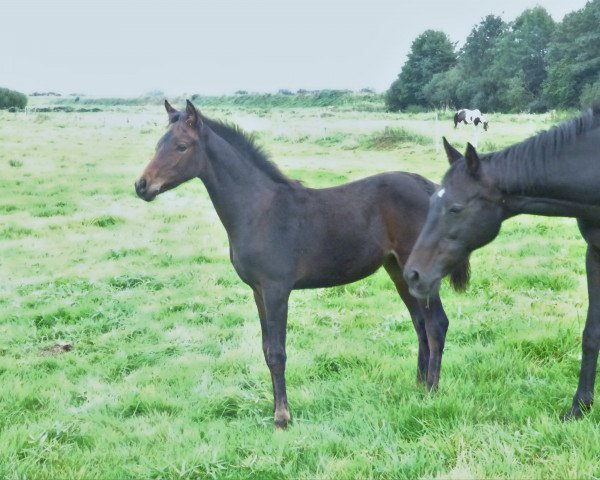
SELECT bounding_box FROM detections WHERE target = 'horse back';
[287,172,435,287]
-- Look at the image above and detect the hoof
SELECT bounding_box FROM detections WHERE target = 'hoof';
[561,408,582,422]
[561,402,591,422]
[274,409,291,429]
[426,381,439,392]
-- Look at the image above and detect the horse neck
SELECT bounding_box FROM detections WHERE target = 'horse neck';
[484,127,600,219]
[199,128,284,236]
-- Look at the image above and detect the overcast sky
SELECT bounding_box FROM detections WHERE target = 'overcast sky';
[1,0,590,97]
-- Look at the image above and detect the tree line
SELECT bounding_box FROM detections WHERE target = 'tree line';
[386,0,600,113]
[0,87,27,110]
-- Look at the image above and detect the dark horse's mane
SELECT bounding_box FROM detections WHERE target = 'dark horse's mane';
[201,115,295,186]
[482,102,600,192]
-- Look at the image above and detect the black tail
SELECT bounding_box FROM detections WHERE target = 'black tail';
[449,255,470,293]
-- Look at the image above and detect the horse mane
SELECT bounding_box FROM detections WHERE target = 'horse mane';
[483,102,600,192]
[201,116,295,186]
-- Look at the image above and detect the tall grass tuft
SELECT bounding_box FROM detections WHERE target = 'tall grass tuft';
[359,127,431,149]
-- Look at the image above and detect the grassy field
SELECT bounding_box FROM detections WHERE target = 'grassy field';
[0,100,599,479]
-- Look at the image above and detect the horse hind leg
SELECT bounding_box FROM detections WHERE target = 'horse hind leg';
[384,257,430,384]
[564,237,600,420]
[418,294,449,390]
[385,256,450,389]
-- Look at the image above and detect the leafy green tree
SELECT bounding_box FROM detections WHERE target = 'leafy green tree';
[489,7,555,111]
[456,15,508,110]
[580,75,600,108]
[0,87,27,110]
[385,30,456,111]
[512,8,556,96]
[500,73,531,111]
[460,15,507,75]
[423,15,508,111]
[394,3,600,112]
[422,67,462,108]
[544,0,600,108]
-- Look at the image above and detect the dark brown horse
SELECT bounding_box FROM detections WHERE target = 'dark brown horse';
[405,103,600,420]
[135,100,469,428]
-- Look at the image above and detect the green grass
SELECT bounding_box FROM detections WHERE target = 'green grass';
[359,126,432,149]
[0,102,598,479]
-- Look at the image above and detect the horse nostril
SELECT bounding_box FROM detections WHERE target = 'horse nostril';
[404,268,420,284]
[135,178,147,195]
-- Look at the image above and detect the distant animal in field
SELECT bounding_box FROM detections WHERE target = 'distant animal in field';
[135,99,470,429]
[454,108,489,131]
[405,103,600,421]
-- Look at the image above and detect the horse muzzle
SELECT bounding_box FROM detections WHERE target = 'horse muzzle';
[403,267,440,300]
[135,177,160,202]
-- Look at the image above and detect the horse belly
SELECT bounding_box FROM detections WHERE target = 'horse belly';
[293,232,386,289]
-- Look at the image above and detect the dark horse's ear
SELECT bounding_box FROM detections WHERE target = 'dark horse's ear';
[442,137,463,165]
[164,99,176,114]
[185,99,202,129]
[165,99,179,123]
[464,143,480,177]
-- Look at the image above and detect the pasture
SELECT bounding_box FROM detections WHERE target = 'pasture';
[0,100,599,479]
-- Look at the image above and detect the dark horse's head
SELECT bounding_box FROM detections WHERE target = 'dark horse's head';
[404,137,502,298]
[135,100,206,201]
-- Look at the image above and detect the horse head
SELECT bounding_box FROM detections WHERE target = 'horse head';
[135,100,207,201]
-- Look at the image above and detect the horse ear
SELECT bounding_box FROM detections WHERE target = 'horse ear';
[165,99,179,123]
[185,99,202,129]
[164,99,176,114]
[443,137,463,164]
[464,143,480,176]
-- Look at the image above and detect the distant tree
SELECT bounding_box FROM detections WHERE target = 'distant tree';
[0,87,27,110]
[511,8,555,97]
[422,67,462,108]
[580,76,600,108]
[544,0,600,108]
[422,16,508,111]
[393,3,600,112]
[385,30,456,111]
[457,15,508,110]
[488,7,555,111]
[460,15,507,74]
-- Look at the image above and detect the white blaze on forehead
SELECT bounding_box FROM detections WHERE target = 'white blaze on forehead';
[437,188,446,198]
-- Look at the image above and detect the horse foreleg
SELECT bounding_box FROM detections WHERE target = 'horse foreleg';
[409,306,430,384]
[254,285,291,428]
[419,295,449,390]
[564,242,600,420]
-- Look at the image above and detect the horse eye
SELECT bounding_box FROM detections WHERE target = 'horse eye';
[448,204,464,214]
[176,144,188,152]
